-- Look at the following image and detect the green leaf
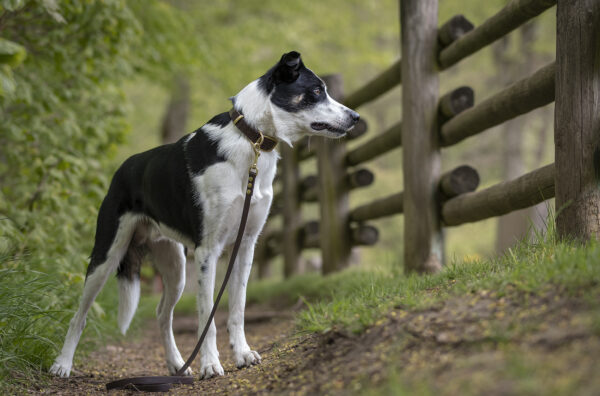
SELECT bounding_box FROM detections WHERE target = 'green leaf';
[1,0,25,12]
[0,38,26,67]
[41,0,65,23]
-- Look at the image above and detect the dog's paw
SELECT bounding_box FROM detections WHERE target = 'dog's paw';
[234,350,261,369]
[167,360,193,376]
[199,360,224,379]
[49,361,71,378]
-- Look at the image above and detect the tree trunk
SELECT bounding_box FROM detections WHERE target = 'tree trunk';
[159,74,191,293]
[161,74,190,144]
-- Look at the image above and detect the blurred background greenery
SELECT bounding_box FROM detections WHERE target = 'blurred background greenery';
[0,0,556,389]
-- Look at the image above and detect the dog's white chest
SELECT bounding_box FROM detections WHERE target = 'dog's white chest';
[190,148,276,247]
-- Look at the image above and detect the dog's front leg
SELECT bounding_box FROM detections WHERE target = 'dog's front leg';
[195,245,225,379]
[227,237,261,368]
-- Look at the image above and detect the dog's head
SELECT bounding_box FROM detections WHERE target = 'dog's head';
[258,51,360,141]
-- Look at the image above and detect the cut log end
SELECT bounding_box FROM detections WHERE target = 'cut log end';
[347,118,368,140]
[351,225,379,246]
[438,15,475,47]
[301,221,320,249]
[439,86,474,119]
[439,165,480,199]
[347,168,375,189]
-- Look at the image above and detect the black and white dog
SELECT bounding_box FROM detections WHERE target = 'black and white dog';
[50,51,359,379]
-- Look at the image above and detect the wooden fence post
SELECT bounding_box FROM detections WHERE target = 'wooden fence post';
[400,0,443,273]
[317,74,351,274]
[281,144,301,277]
[554,0,600,241]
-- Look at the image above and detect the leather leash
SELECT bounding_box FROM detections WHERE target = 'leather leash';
[106,111,271,392]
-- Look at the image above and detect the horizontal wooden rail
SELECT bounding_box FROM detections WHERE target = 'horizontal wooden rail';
[442,163,555,226]
[440,62,555,147]
[264,221,318,257]
[346,122,402,166]
[301,221,379,248]
[350,191,404,222]
[301,168,374,202]
[439,0,557,69]
[344,59,401,109]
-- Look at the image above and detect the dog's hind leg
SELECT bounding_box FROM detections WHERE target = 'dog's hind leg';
[195,241,226,379]
[149,239,192,376]
[227,237,262,368]
[50,213,138,378]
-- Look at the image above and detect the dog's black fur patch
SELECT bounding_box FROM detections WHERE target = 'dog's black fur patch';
[258,51,326,113]
[206,112,232,128]
[87,129,226,279]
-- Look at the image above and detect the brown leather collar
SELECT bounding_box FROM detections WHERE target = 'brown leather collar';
[229,108,278,151]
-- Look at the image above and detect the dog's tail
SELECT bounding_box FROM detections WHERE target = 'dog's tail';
[116,241,146,335]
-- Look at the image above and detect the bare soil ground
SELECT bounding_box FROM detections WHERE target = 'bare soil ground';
[39,286,600,395]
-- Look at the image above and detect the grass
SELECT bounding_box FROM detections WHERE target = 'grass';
[241,226,600,395]
[0,254,158,394]
[244,226,600,335]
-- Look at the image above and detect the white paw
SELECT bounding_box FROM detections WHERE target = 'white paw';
[234,350,261,369]
[199,359,224,379]
[49,361,72,378]
[167,360,193,376]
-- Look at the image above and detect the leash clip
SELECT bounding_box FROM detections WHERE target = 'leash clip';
[251,131,265,172]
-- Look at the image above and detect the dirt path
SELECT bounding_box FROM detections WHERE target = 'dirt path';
[41,287,600,395]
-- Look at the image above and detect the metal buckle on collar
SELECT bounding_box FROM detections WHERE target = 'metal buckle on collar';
[232,113,244,125]
[261,135,278,152]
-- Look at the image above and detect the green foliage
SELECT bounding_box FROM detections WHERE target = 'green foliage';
[0,0,198,270]
[0,37,26,66]
[0,0,199,388]
[0,255,160,393]
[0,266,75,389]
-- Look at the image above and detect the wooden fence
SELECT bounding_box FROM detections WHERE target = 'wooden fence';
[256,0,600,277]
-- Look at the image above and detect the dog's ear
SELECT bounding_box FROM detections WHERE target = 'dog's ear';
[273,51,302,84]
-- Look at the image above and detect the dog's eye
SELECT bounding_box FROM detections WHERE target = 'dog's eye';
[313,88,321,96]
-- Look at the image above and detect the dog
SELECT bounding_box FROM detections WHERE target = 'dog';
[50,51,359,379]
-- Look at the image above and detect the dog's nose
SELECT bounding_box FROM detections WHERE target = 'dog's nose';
[349,110,360,123]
